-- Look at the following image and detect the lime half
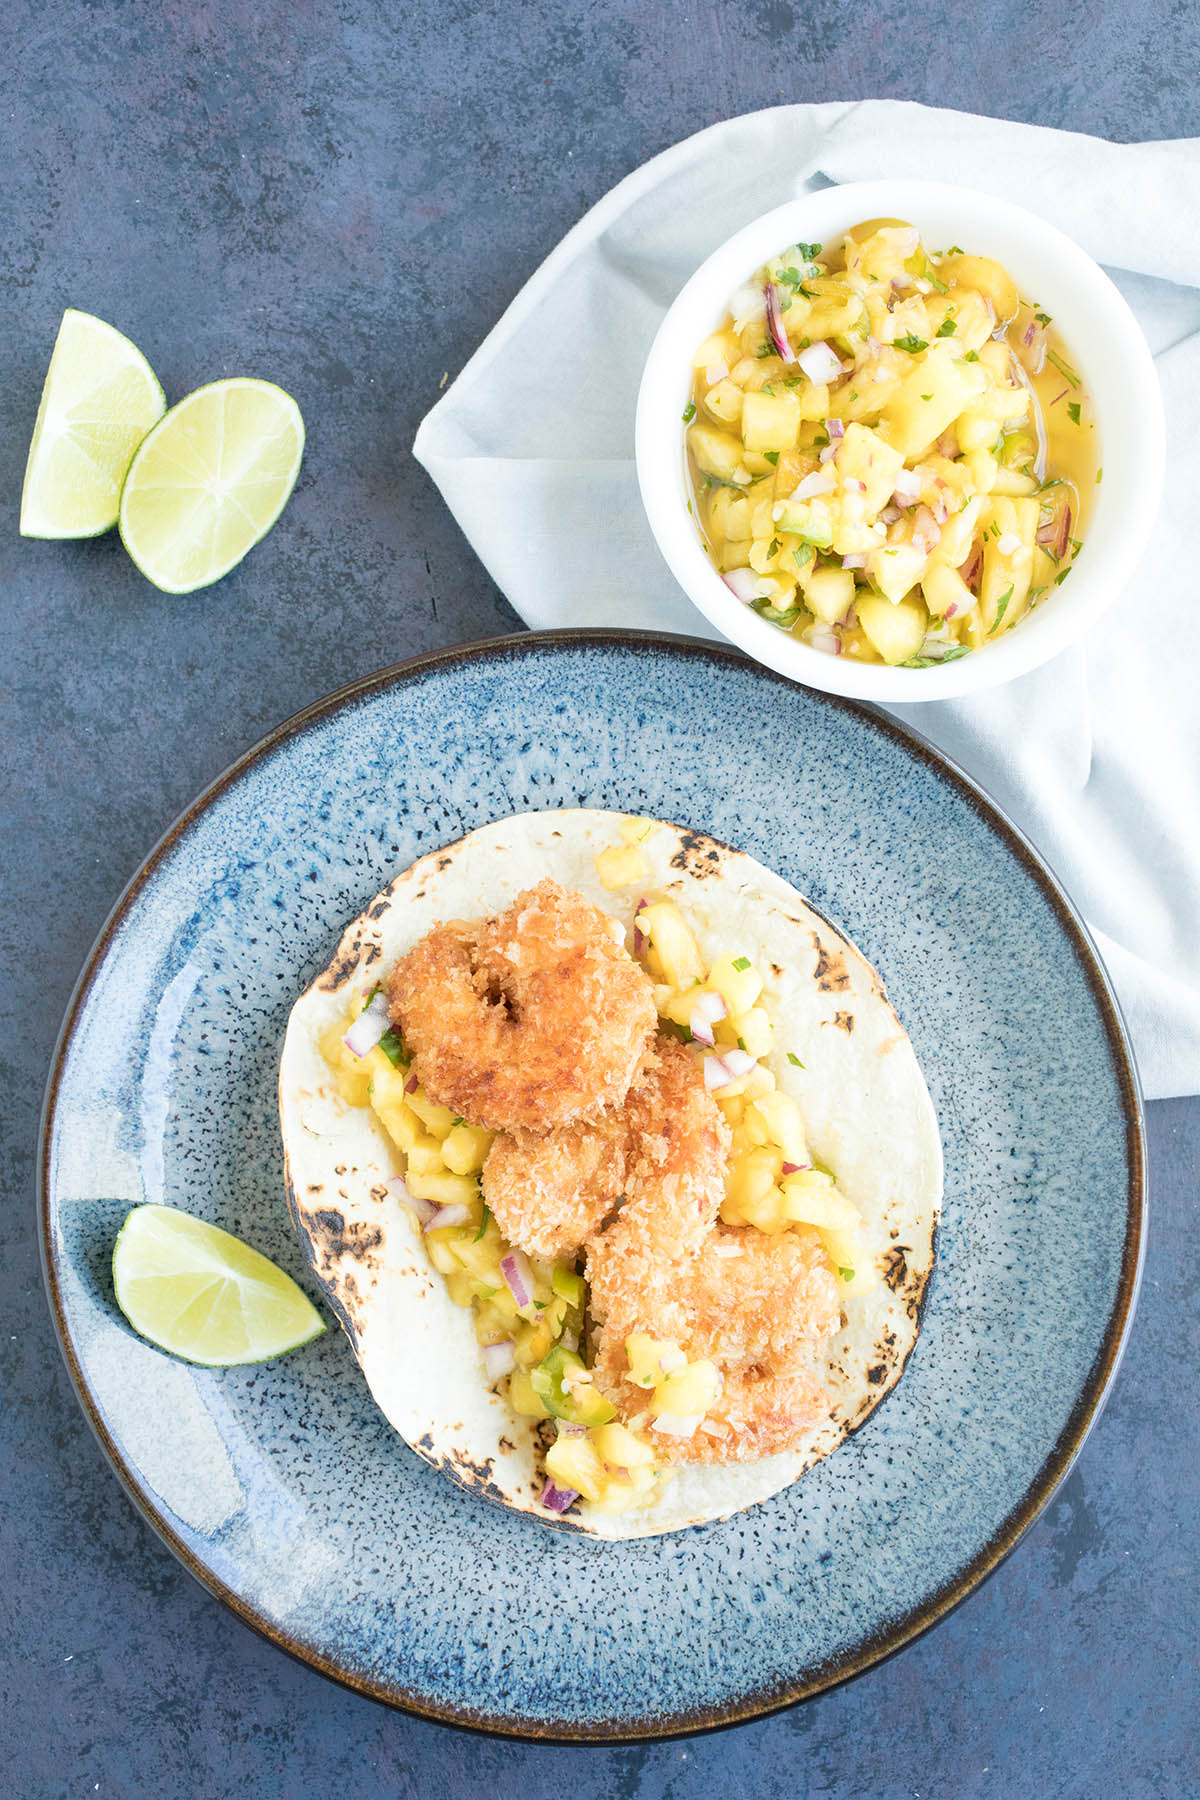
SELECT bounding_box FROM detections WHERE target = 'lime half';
[112,1203,325,1366]
[20,309,166,538]
[119,377,304,593]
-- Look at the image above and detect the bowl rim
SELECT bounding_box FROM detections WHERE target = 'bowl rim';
[39,627,1146,1743]
[636,177,1166,702]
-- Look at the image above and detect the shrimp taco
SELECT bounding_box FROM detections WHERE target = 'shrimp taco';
[279,810,942,1539]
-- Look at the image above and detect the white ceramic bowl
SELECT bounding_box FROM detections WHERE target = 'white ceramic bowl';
[636,179,1165,702]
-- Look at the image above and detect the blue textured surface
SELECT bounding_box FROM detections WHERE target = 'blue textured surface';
[44,638,1138,1737]
[2,0,1197,1791]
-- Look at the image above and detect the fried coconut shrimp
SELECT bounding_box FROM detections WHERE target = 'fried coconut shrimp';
[388,879,656,1135]
[585,1043,842,1464]
[482,1034,716,1260]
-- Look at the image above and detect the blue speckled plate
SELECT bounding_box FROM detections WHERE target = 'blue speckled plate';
[40,631,1144,1741]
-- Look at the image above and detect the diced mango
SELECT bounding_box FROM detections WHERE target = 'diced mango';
[741,390,802,454]
[592,1421,657,1470]
[544,1433,607,1502]
[856,591,929,664]
[802,562,855,624]
[688,423,747,484]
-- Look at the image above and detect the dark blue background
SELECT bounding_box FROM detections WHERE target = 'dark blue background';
[3,3,1197,1794]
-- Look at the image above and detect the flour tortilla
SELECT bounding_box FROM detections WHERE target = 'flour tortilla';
[279,810,942,1538]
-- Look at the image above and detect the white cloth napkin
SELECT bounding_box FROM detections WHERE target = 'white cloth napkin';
[415,101,1200,1100]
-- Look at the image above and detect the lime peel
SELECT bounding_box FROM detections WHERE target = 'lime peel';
[112,1203,325,1367]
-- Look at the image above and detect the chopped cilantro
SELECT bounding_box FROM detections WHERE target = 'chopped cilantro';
[900,645,971,667]
[837,1266,855,1283]
[474,1205,491,1243]
[988,585,1014,633]
[751,598,800,628]
[894,333,929,354]
[848,389,858,401]
[814,431,830,447]
[920,393,933,402]
[737,1036,748,1052]
[793,544,814,571]
[935,318,957,337]
[962,349,980,362]
[1034,309,1052,326]
[681,400,696,423]
[767,537,780,558]
[755,342,775,359]
[1067,401,1081,425]
[1054,566,1072,584]
[797,241,822,262]
[1096,467,1103,484]
[763,449,780,465]
[378,1028,406,1066]
[947,244,964,255]
[787,1052,805,1068]
[1046,349,1080,387]
[732,956,752,972]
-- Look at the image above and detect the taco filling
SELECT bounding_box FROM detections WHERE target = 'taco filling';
[309,820,894,1523]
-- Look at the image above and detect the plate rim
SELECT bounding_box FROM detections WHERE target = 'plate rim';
[38,626,1147,1743]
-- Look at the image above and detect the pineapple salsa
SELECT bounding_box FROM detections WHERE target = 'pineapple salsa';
[685,220,1098,666]
[319,819,875,1519]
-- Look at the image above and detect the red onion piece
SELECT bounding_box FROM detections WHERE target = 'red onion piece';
[892,468,922,506]
[959,546,983,589]
[723,567,772,605]
[797,340,844,385]
[540,1479,580,1514]
[343,991,391,1058]
[841,553,865,570]
[944,602,958,620]
[879,504,901,525]
[404,1071,419,1094]
[387,1177,438,1227]
[780,1160,811,1176]
[500,1250,535,1310]
[806,624,842,657]
[481,1340,516,1381]
[692,991,726,1025]
[818,442,838,464]
[791,467,836,502]
[764,282,796,364]
[689,1011,716,1047]
[1037,500,1072,560]
[825,416,845,439]
[704,360,729,384]
[424,1202,472,1234]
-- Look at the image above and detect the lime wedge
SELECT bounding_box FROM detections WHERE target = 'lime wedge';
[118,377,304,593]
[20,309,166,538]
[112,1203,325,1366]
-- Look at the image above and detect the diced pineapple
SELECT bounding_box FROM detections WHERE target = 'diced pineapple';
[839,348,906,423]
[406,1137,447,1177]
[855,592,930,665]
[424,1233,460,1276]
[441,1122,494,1176]
[746,1090,808,1164]
[922,560,976,620]
[721,1184,789,1233]
[369,1058,412,1110]
[869,540,928,604]
[509,1368,550,1420]
[707,485,753,542]
[771,494,835,548]
[688,423,748,484]
[592,1420,656,1470]
[727,1005,773,1058]
[707,951,763,1016]
[544,1434,608,1502]
[653,1358,722,1418]
[879,343,986,460]
[818,1224,880,1297]
[847,225,921,285]
[639,903,705,987]
[703,378,744,426]
[938,254,1019,323]
[835,422,905,519]
[726,1144,783,1211]
[626,1333,678,1388]
[373,1101,420,1153]
[407,1089,459,1137]
[405,1168,481,1207]
[801,562,855,624]
[741,390,802,454]
[594,843,649,890]
[970,494,1038,643]
[691,330,739,372]
[780,1170,860,1231]
[922,288,995,353]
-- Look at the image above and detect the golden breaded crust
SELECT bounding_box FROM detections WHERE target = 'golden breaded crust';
[388,879,656,1134]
